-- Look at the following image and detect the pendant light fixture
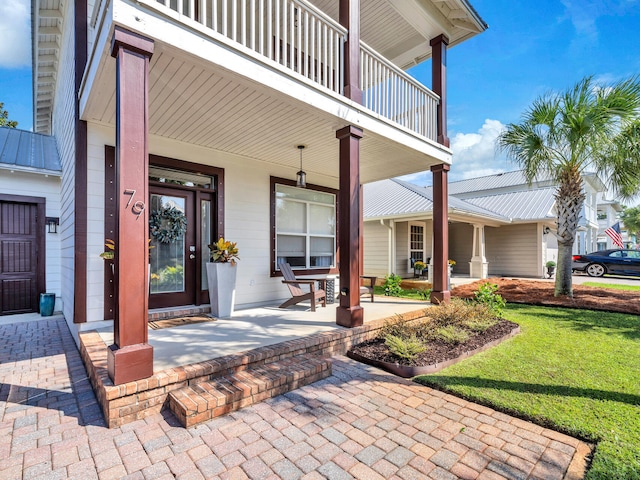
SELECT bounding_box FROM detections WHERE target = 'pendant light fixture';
[296,145,307,188]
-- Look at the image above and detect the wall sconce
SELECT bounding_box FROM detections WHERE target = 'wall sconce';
[46,217,59,234]
[543,226,551,235]
[296,145,307,188]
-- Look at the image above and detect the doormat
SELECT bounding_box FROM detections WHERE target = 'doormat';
[148,315,216,330]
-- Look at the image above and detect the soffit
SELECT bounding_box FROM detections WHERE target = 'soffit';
[82,42,444,184]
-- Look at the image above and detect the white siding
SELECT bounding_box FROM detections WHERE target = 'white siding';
[486,223,540,277]
[85,124,342,322]
[0,171,62,309]
[51,0,79,335]
[363,221,390,277]
[449,223,473,275]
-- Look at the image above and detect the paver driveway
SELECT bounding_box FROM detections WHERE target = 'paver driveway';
[0,317,588,479]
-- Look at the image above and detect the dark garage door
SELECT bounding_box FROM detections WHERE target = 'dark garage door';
[0,199,42,315]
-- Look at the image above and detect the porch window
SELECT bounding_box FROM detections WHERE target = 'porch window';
[408,222,426,273]
[273,182,336,273]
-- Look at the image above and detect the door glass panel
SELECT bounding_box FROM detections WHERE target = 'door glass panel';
[201,199,212,289]
[150,194,186,294]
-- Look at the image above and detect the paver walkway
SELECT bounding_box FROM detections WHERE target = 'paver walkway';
[0,317,588,479]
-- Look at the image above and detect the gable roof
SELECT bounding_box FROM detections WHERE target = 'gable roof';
[464,188,557,221]
[448,170,554,196]
[364,178,509,222]
[0,127,61,175]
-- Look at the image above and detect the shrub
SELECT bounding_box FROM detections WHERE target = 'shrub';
[461,316,498,332]
[417,288,432,301]
[385,334,426,360]
[383,274,403,297]
[433,325,470,345]
[473,282,506,317]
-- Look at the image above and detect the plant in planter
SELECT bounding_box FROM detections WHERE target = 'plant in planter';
[206,237,240,318]
[413,260,426,278]
[545,260,556,278]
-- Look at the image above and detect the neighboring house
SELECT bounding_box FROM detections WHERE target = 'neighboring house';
[363,170,606,279]
[0,127,62,315]
[595,198,636,250]
[31,0,487,383]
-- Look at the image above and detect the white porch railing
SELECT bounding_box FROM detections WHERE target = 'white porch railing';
[105,0,439,141]
[361,43,439,142]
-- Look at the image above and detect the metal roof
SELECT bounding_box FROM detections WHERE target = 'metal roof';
[448,170,554,196]
[364,178,509,222]
[463,188,557,221]
[0,127,61,174]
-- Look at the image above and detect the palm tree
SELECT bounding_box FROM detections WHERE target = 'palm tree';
[498,76,640,297]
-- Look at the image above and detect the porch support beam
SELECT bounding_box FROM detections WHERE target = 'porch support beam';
[107,26,155,385]
[430,34,449,147]
[469,224,488,279]
[339,0,362,104]
[336,125,364,327]
[430,163,451,304]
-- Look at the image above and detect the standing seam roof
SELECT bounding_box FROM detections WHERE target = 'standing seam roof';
[0,127,61,172]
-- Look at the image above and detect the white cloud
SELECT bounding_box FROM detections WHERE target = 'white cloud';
[450,119,510,181]
[0,0,31,68]
[396,119,512,186]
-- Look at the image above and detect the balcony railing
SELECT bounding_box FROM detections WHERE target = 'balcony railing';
[361,43,439,141]
[111,0,439,141]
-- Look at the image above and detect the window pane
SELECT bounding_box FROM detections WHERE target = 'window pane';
[276,199,306,233]
[310,237,334,267]
[277,235,306,267]
[150,194,186,294]
[309,204,335,235]
[276,184,334,205]
[201,199,211,289]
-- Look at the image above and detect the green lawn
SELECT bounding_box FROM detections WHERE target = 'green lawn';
[582,281,640,291]
[415,304,640,480]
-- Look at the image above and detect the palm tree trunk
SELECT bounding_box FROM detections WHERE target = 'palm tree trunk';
[554,167,585,297]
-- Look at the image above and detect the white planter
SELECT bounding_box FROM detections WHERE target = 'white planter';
[206,262,237,319]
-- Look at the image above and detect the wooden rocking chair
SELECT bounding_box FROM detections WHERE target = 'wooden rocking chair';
[278,262,327,312]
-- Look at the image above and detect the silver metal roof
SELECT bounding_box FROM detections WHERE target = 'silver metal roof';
[364,178,509,222]
[0,127,61,174]
[463,188,557,221]
[448,170,554,196]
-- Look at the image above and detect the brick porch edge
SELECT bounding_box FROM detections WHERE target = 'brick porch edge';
[79,309,426,428]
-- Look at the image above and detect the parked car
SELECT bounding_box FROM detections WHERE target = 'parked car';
[572,249,640,277]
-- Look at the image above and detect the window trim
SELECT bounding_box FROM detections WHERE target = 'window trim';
[270,176,339,277]
[407,221,427,274]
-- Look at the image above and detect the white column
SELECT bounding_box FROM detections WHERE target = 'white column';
[469,224,488,279]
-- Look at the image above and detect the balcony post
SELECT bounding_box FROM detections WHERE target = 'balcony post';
[107,26,154,385]
[339,0,362,104]
[430,34,450,147]
[430,163,451,304]
[336,125,364,327]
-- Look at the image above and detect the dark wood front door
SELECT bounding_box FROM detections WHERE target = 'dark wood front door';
[0,197,44,315]
[148,186,216,309]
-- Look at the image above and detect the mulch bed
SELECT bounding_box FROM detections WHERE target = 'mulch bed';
[451,278,640,315]
[148,315,216,330]
[349,319,519,369]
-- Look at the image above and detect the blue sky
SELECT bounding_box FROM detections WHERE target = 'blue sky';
[2,0,639,184]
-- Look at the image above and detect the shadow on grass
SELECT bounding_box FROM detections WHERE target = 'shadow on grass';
[416,375,640,407]
[506,303,640,340]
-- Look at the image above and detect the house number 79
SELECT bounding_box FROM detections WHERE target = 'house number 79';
[124,189,145,219]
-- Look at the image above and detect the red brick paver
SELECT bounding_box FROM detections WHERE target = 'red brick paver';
[0,317,590,479]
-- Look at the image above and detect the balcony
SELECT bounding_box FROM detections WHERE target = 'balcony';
[94,0,441,142]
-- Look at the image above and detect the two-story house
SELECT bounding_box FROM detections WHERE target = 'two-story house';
[29,0,487,385]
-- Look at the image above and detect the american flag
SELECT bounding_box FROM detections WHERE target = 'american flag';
[605,222,624,248]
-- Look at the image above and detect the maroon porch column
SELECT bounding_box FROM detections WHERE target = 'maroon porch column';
[336,125,364,328]
[430,163,450,304]
[107,26,154,385]
[339,0,362,104]
[430,34,449,147]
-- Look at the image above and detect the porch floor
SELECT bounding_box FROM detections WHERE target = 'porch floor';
[96,297,432,372]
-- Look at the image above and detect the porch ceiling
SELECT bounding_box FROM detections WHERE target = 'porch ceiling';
[83,41,444,184]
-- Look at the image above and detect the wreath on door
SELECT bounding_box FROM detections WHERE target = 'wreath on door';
[149,206,187,243]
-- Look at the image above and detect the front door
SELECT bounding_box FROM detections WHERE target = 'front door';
[148,185,216,309]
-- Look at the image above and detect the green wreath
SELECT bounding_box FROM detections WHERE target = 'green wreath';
[149,206,187,243]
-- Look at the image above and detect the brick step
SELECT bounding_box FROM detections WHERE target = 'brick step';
[168,355,331,427]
